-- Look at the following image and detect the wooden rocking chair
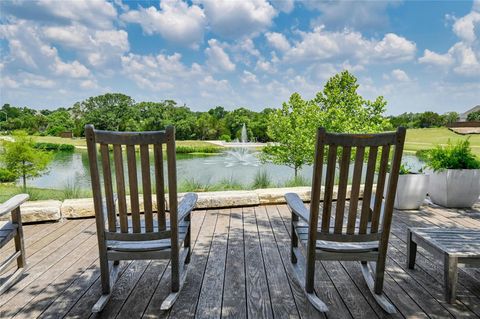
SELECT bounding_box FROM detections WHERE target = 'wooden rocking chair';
[0,194,29,294]
[85,125,197,312]
[285,127,405,313]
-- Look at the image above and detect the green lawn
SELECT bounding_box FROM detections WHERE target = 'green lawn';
[404,127,480,156]
[0,184,66,202]
[31,136,222,149]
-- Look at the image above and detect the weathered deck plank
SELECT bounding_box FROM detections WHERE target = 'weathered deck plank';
[0,203,479,319]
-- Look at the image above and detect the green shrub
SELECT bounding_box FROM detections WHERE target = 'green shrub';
[0,168,17,182]
[252,169,272,189]
[175,145,221,154]
[425,139,480,171]
[219,134,231,142]
[399,163,413,175]
[34,142,75,152]
[215,177,244,191]
[415,149,430,162]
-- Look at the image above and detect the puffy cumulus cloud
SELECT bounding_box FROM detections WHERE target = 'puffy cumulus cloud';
[241,70,259,84]
[283,27,416,65]
[0,0,117,29]
[265,32,291,51]
[419,2,480,78]
[452,4,480,43]
[52,59,90,78]
[205,39,236,72]
[43,25,129,68]
[391,69,410,82]
[120,0,205,49]
[194,0,277,38]
[419,49,454,66]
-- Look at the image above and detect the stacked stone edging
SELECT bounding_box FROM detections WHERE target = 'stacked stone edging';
[14,185,369,223]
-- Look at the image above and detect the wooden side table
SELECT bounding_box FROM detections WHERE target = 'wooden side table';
[407,227,480,303]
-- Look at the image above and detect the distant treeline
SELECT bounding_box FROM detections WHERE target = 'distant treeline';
[0,93,463,140]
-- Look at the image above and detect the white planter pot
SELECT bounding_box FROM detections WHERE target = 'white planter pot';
[394,174,429,210]
[428,169,480,208]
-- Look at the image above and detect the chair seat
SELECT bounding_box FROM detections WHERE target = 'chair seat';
[107,222,188,252]
[0,221,17,248]
[316,240,379,253]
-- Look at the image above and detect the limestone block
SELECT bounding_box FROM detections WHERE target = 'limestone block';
[20,200,62,223]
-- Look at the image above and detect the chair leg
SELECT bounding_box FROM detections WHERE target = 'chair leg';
[184,224,191,264]
[291,213,298,264]
[290,247,328,312]
[160,260,188,310]
[0,267,25,295]
[360,262,396,314]
[92,257,120,313]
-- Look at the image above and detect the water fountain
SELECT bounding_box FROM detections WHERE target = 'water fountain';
[205,123,260,167]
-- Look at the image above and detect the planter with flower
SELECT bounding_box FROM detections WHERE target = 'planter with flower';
[424,140,480,208]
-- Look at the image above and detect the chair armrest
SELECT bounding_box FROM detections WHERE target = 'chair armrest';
[285,193,309,223]
[178,193,198,222]
[0,194,29,218]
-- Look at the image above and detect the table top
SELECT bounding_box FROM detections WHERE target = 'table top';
[410,227,480,257]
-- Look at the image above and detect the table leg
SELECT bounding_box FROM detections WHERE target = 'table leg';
[407,229,417,269]
[444,254,458,303]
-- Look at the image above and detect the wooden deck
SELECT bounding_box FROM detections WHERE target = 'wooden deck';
[1,203,480,318]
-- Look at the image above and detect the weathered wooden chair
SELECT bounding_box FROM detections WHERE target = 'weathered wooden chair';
[85,125,197,312]
[0,194,29,294]
[285,127,405,313]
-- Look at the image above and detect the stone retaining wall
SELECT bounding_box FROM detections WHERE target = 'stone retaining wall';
[8,185,368,223]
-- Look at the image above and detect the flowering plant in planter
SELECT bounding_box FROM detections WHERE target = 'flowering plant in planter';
[424,140,480,208]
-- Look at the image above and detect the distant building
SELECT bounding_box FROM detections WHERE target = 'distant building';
[459,105,480,121]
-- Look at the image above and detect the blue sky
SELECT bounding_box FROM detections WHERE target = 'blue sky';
[0,0,479,115]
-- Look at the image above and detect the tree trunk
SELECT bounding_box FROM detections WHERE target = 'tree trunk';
[22,174,26,191]
[294,166,298,178]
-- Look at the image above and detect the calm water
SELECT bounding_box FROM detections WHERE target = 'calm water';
[24,149,424,190]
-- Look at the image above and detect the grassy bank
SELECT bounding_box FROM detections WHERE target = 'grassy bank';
[0,184,68,202]
[404,127,480,156]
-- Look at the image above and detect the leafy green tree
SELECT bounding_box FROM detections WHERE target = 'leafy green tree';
[443,112,459,125]
[1,131,51,190]
[262,71,389,177]
[46,109,74,135]
[261,93,320,177]
[467,111,480,121]
[417,111,444,128]
[76,93,139,134]
[313,70,389,133]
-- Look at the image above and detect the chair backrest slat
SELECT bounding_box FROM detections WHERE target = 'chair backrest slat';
[100,144,116,232]
[321,145,337,232]
[140,144,154,232]
[309,127,405,246]
[113,144,128,233]
[359,146,378,234]
[346,146,364,234]
[85,125,175,238]
[333,146,351,234]
[371,145,390,233]
[126,145,141,233]
[154,144,166,230]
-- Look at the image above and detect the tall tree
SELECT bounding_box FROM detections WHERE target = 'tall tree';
[261,93,320,177]
[1,131,51,190]
[262,71,390,177]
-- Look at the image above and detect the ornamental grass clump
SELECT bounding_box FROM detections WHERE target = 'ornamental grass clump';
[425,139,480,171]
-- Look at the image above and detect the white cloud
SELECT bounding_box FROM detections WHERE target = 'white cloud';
[53,59,90,78]
[21,72,56,89]
[270,0,295,13]
[205,39,236,72]
[452,7,480,43]
[419,49,454,66]
[1,0,117,29]
[283,27,416,64]
[391,69,410,82]
[121,0,205,49]
[265,32,291,51]
[195,0,277,38]
[241,70,259,84]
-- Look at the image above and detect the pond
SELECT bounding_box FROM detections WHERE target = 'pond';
[24,148,424,191]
